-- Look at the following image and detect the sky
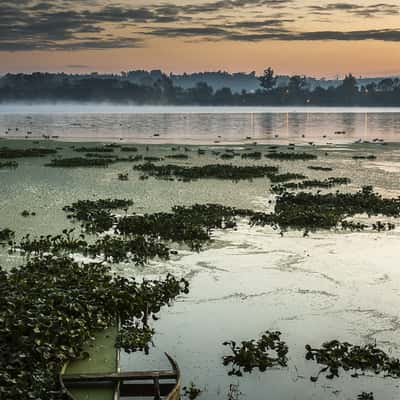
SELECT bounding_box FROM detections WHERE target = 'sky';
[1,0,400,77]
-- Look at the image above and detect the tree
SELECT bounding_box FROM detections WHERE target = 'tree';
[154,73,176,102]
[365,82,377,94]
[214,87,233,104]
[288,75,307,93]
[341,74,358,95]
[259,67,277,92]
[188,82,214,104]
[378,78,394,92]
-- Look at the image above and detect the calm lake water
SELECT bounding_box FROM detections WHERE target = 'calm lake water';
[1,107,400,399]
[2,105,400,144]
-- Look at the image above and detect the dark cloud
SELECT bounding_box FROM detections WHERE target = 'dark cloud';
[147,25,400,42]
[149,27,230,38]
[181,0,291,13]
[224,28,400,41]
[0,37,143,51]
[0,0,293,50]
[0,2,151,50]
[308,3,399,17]
[226,18,295,29]
[0,0,399,51]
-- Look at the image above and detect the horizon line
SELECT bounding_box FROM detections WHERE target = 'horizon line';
[1,69,400,80]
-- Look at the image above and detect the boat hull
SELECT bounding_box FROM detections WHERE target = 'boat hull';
[60,352,181,400]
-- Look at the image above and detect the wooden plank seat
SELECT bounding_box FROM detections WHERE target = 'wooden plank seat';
[62,370,177,384]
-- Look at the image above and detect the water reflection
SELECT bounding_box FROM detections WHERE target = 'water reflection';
[1,107,400,143]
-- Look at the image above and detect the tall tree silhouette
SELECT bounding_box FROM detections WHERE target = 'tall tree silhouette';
[340,74,358,104]
[259,67,277,92]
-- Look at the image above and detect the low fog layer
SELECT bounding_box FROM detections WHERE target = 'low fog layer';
[1,103,400,114]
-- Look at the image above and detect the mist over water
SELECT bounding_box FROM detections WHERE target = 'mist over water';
[2,103,400,114]
[1,103,400,144]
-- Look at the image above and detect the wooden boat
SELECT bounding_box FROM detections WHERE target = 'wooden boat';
[60,352,181,400]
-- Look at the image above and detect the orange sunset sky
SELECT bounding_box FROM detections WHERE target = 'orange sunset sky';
[1,0,400,77]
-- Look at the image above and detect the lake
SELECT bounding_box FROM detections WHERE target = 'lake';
[1,105,400,144]
[1,106,400,400]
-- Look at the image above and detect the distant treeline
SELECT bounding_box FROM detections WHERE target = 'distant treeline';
[1,69,400,106]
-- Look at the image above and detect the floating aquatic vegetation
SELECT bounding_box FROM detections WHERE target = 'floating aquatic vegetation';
[84,152,116,158]
[86,235,171,264]
[308,166,333,171]
[305,340,400,382]
[117,204,252,251]
[220,153,236,160]
[352,155,377,160]
[120,146,138,152]
[18,202,255,259]
[278,186,400,218]
[133,163,279,182]
[115,324,154,353]
[183,382,202,400]
[143,156,163,162]
[0,147,57,158]
[0,256,189,400]
[358,393,374,400]
[11,229,87,256]
[271,177,351,193]
[0,228,14,243]
[65,199,133,214]
[74,146,114,153]
[241,152,262,160]
[166,154,190,159]
[341,220,395,232]
[63,198,133,232]
[46,157,114,167]
[371,221,396,231]
[21,210,36,217]
[0,161,18,168]
[64,189,399,243]
[252,186,400,231]
[223,331,288,376]
[340,221,369,231]
[12,229,171,265]
[265,152,317,161]
[269,173,307,183]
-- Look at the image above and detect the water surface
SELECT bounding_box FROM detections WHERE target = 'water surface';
[1,120,400,399]
[1,105,400,144]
